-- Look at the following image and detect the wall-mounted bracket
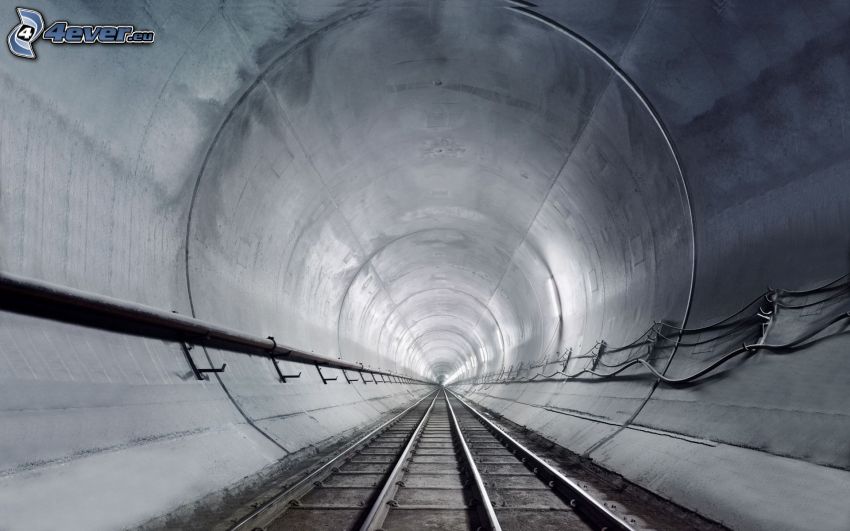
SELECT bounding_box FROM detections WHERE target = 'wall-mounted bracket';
[591,341,606,370]
[181,341,226,381]
[359,370,368,384]
[315,364,337,384]
[561,347,573,372]
[272,358,301,383]
[371,372,379,384]
[342,369,359,384]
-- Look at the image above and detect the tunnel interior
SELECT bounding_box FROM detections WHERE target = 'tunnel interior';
[1,1,849,530]
[187,0,693,386]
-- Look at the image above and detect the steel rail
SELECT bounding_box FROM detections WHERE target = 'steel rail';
[448,389,634,531]
[359,392,440,530]
[230,389,438,530]
[444,390,503,531]
[0,271,429,383]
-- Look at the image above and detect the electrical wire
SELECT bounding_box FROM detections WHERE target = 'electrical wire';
[775,286,850,309]
[546,312,849,385]
[777,273,849,295]
[657,292,768,334]
[652,317,757,347]
[603,325,658,353]
[459,272,848,387]
[596,343,658,369]
[479,309,849,386]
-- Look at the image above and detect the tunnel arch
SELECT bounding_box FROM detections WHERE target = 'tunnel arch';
[5,2,848,529]
[184,1,694,384]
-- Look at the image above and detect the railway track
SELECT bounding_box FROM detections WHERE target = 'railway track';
[445,391,631,530]
[232,388,634,531]
[358,389,497,530]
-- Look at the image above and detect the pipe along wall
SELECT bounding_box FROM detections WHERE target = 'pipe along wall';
[1,2,849,530]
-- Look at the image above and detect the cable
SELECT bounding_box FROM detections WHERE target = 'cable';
[596,315,758,369]
[495,311,849,386]
[564,312,849,384]
[460,274,848,388]
[652,317,757,347]
[658,292,768,334]
[777,272,849,295]
[775,286,850,309]
[596,343,658,369]
[527,371,562,381]
[603,325,658,353]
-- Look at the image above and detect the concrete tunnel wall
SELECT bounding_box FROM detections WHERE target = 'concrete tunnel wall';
[1,1,849,530]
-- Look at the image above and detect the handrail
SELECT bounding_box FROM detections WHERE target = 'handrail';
[0,271,431,383]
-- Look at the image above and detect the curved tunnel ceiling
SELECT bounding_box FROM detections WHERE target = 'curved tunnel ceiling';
[187,1,692,383]
[3,2,850,528]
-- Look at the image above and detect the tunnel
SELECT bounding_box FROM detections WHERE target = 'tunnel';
[1,1,849,529]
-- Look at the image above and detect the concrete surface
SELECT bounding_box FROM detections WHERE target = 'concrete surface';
[1,1,849,529]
